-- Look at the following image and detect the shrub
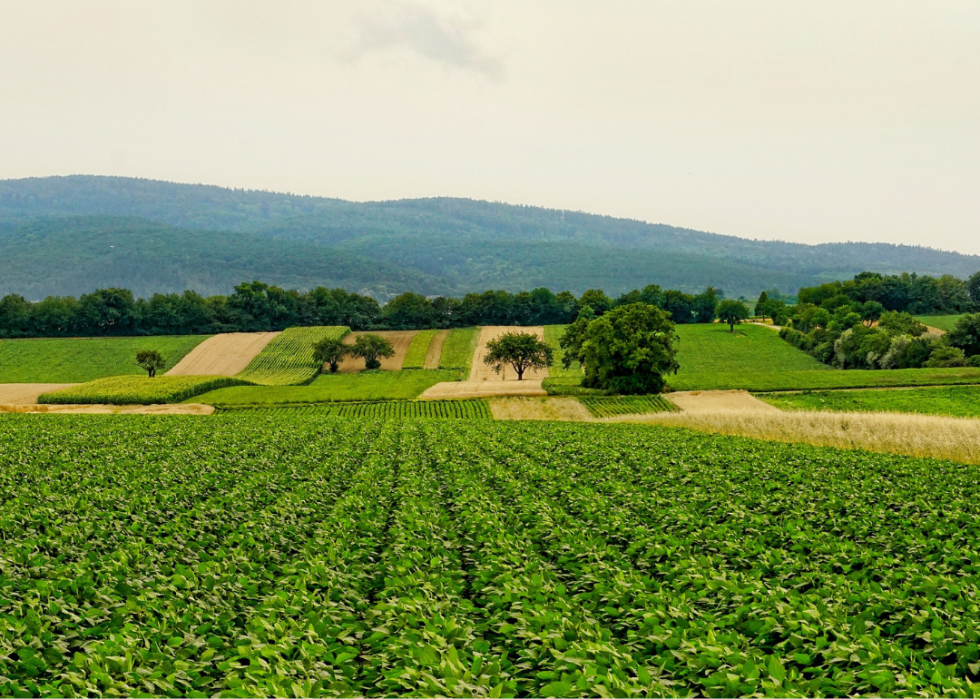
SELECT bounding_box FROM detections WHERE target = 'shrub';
[925,345,967,368]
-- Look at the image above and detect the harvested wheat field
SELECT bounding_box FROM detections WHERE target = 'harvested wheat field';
[621,409,980,464]
[469,326,549,381]
[669,389,780,413]
[166,332,280,376]
[490,396,593,421]
[424,330,450,369]
[338,331,418,372]
[0,403,214,415]
[0,383,78,405]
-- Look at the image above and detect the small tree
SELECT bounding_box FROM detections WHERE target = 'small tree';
[755,291,770,320]
[314,336,350,373]
[136,349,166,378]
[483,332,553,381]
[349,333,395,370]
[716,299,749,332]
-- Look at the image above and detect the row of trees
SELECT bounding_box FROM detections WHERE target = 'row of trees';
[796,271,980,316]
[0,281,725,338]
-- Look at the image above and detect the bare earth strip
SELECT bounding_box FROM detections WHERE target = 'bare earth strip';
[166,332,280,376]
[0,384,79,405]
[338,331,418,372]
[0,403,214,415]
[667,389,780,413]
[424,330,450,369]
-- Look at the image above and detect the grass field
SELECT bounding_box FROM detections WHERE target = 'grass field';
[671,366,980,392]
[195,369,462,406]
[438,327,479,374]
[543,324,583,379]
[400,329,440,369]
[0,335,209,383]
[580,394,678,417]
[37,375,249,404]
[4,413,980,696]
[675,323,830,375]
[222,399,492,419]
[236,326,348,385]
[760,384,980,417]
[913,314,964,332]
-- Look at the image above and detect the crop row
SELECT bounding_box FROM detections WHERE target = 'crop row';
[438,327,479,372]
[401,329,440,369]
[36,375,250,404]
[579,394,678,417]
[2,414,979,695]
[222,400,492,419]
[236,326,349,385]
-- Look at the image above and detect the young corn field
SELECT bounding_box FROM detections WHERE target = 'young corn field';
[2,413,979,696]
[235,326,348,385]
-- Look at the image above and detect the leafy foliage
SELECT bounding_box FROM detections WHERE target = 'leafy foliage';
[37,375,249,404]
[135,349,166,377]
[716,299,750,331]
[237,326,349,385]
[348,333,396,371]
[313,336,350,373]
[5,414,980,695]
[482,332,553,381]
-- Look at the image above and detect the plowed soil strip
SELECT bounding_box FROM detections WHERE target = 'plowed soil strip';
[338,331,418,373]
[424,330,450,369]
[469,326,549,382]
[0,383,79,405]
[166,332,280,376]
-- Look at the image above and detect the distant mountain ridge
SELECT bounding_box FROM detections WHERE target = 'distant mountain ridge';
[1,175,977,300]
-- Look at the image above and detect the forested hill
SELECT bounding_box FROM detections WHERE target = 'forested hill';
[1,175,978,300]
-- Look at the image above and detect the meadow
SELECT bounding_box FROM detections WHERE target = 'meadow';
[913,314,963,332]
[3,413,980,696]
[674,323,830,375]
[761,384,980,417]
[194,369,462,406]
[437,327,479,374]
[0,335,208,383]
[671,367,980,392]
[400,329,440,369]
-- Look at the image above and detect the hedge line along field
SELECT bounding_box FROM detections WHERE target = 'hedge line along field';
[0,335,209,383]
[36,375,250,404]
[400,329,440,369]
[580,394,678,417]
[4,413,980,696]
[760,384,980,418]
[222,399,492,419]
[235,326,348,385]
[671,366,980,392]
[437,327,479,373]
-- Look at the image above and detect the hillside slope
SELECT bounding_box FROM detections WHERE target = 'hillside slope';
[2,175,978,298]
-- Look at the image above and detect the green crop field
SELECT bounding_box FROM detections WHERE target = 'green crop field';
[236,326,348,385]
[913,314,964,333]
[580,395,678,417]
[3,414,980,696]
[675,323,830,376]
[223,399,492,419]
[401,329,440,369]
[761,384,980,417]
[195,369,461,406]
[438,327,479,374]
[0,335,209,383]
[37,375,250,405]
[543,324,583,379]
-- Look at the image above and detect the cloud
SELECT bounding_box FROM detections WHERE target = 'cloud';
[347,2,502,78]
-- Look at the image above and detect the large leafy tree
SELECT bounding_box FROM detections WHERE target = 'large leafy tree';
[349,333,395,370]
[135,349,166,378]
[577,303,679,394]
[949,314,980,357]
[483,332,553,381]
[716,299,749,332]
[313,337,350,373]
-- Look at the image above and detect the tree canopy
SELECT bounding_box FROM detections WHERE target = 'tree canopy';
[135,349,166,378]
[349,334,395,370]
[716,300,750,332]
[482,332,553,381]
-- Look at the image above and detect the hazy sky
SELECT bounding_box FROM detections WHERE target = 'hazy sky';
[2,1,978,253]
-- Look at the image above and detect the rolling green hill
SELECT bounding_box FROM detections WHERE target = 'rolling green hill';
[2,175,979,299]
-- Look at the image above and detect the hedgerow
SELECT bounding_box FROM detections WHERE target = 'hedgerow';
[2,414,980,695]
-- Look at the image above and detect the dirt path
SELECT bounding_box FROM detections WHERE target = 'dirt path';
[166,332,280,376]
[469,326,549,381]
[0,403,214,415]
[489,396,593,421]
[424,330,450,369]
[338,331,418,372]
[748,322,783,331]
[0,383,79,405]
[669,389,780,413]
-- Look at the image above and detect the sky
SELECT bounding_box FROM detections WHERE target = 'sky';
[1,0,978,253]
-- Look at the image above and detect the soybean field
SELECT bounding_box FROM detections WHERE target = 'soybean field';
[236,326,348,385]
[222,400,492,419]
[580,395,678,417]
[2,413,979,697]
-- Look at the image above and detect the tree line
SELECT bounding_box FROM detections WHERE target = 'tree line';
[0,281,723,338]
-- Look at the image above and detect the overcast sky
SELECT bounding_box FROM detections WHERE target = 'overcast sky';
[2,1,978,253]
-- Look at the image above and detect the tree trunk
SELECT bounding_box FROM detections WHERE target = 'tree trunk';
[148,367,156,378]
